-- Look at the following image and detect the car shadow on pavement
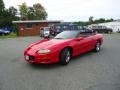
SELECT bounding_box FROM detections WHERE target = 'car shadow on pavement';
[26,63,63,70]
[73,50,98,58]
[70,48,105,64]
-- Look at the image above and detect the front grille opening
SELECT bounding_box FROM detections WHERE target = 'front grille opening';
[29,56,35,60]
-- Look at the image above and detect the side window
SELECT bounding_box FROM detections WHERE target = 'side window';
[77,26,82,30]
[77,31,86,37]
[77,30,93,37]
[26,23,32,29]
[86,29,93,34]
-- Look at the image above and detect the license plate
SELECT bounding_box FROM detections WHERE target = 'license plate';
[25,55,29,60]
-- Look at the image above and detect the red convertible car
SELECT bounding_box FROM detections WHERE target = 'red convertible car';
[24,30,103,65]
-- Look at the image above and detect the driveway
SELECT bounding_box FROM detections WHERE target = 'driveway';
[0,35,120,90]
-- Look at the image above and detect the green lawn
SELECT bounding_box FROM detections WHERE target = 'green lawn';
[0,32,17,39]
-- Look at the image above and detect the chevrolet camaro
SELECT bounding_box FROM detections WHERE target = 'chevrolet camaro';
[24,30,103,65]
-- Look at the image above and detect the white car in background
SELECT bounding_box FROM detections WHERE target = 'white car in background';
[43,27,50,38]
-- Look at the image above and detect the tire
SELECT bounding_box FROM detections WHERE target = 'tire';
[59,48,71,65]
[94,42,101,52]
[108,31,112,34]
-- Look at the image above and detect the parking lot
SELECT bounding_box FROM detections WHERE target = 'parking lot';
[0,34,120,90]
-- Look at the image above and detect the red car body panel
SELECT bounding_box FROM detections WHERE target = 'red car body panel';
[24,34,103,64]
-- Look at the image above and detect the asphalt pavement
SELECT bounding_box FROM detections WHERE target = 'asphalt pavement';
[0,34,120,90]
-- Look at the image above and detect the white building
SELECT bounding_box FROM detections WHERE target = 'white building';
[89,21,120,32]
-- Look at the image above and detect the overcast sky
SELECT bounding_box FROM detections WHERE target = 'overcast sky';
[4,0,120,21]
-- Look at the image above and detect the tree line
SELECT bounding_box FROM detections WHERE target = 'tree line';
[75,16,114,26]
[0,0,48,27]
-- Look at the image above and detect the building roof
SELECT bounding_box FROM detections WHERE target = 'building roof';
[12,20,62,24]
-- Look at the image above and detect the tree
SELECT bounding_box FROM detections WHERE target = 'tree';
[74,21,89,26]
[0,5,19,27]
[0,10,13,27]
[32,3,47,20]
[75,17,114,26]
[89,16,94,24]
[0,0,5,11]
[106,18,113,22]
[19,2,28,20]
[27,7,35,20]
[19,3,48,20]
[94,18,105,24]
[0,0,6,27]
[8,6,17,16]
[8,6,19,20]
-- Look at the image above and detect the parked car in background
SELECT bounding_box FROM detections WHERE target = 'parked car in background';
[40,27,50,38]
[50,23,83,36]
[0,29,10,36]
[43,27,50,38]
[89,25,113,34]
[24,29,103,65]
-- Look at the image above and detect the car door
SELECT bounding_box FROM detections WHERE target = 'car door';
[81,30,97,52]
[82,34,95,52]
[73,30,94,55]
[73,34,88,56]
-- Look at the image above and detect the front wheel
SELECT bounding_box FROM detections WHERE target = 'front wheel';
[94,42,101,52]
[59,48,71,65]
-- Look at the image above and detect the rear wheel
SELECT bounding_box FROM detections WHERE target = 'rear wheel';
[59,48,71,65]
[94,42,101,52]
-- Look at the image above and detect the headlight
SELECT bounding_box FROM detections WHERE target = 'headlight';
[37,49,51,54]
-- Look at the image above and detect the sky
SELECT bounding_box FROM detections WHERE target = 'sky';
[3,0,120,21]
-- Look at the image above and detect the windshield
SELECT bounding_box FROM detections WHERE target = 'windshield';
[54,31,79,39]
[44,29,49,32]
[44,27,50,31]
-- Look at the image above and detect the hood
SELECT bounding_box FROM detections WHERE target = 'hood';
[27,39,71,54]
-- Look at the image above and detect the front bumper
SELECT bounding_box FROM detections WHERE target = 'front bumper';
[24,52,59,64]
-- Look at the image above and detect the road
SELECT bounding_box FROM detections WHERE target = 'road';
[0,34,120,90]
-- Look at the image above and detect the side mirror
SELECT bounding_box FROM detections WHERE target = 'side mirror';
[75,37,84,41]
